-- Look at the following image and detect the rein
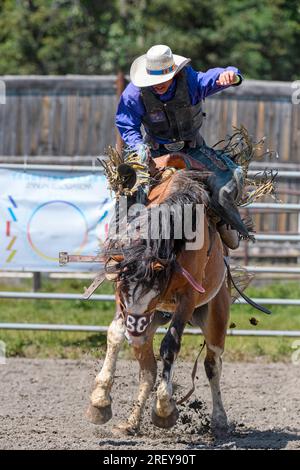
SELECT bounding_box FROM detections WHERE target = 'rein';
[224,257,272,315]
[176,340,206,405]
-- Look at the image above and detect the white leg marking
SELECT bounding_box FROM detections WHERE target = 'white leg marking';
[207,344,223,357]
[127,369,155,429]
[91,317,125,408]
[156,364,175,417]
[206,345,228,430]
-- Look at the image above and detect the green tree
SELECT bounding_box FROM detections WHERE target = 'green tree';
[0,0,113,74]
[214,0,300,80]
[0,0,298,79]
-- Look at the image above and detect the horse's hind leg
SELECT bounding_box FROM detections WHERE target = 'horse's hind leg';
[200,282,230,435]
[86,312,125,425]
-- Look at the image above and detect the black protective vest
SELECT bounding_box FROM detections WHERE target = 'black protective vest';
[140,68,205,143]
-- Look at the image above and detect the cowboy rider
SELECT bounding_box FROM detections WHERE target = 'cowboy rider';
[115,44,247,249]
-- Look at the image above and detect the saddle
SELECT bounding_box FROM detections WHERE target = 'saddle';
[117,153,211,189]
[149,152,210,174]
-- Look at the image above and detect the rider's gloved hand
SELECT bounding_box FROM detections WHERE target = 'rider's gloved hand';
[136,143,152,164]
[216,71,242,86]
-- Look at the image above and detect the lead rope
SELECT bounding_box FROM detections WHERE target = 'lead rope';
[176,340,206,405]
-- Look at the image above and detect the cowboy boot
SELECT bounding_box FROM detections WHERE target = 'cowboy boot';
[208,166,250,239]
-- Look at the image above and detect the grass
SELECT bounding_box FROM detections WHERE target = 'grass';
[0,277,299,362]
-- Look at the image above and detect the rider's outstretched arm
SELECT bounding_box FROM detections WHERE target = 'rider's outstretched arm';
[185,65,243,101]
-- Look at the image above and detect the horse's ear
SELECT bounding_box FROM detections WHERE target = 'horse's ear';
[105,256,124,281]
[111,254,124,263]
[151,261,165,271]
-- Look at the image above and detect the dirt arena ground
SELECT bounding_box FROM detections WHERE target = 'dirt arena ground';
[0,358,299,450]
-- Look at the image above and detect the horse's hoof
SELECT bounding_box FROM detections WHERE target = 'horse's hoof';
[112,421,139,436]
[151,406,179,429]
[86,403,112,425]
[211,416,229,438]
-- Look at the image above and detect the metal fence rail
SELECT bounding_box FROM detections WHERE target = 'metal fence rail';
[254,234,300,241]
[2,265,300,278]
[248,203,300,210]
[245,266,300,274]
[0,291,300,306]
[0,291,299,338]
[1,163,300,179]
[0,322,300,337]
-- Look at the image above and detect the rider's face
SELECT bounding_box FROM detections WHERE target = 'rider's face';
[152,78,173,95]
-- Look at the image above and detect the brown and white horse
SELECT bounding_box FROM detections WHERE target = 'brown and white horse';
[86,169,231,436]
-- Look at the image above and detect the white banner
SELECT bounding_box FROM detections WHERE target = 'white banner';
[0,168,114,271]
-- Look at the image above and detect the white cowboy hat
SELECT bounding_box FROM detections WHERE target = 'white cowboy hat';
[130,44,191,88]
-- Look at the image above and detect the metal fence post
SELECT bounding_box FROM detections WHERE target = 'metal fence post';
[33,272,42,292]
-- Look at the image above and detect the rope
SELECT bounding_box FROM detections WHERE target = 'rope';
[176,340,206,405]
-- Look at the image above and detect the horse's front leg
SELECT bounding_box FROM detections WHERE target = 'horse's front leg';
[152,298,194,429]
[86,312,125,424]
[114,312,168,435]
[114,332,157,435]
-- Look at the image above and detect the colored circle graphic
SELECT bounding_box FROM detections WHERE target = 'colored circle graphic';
[27,200,88,262]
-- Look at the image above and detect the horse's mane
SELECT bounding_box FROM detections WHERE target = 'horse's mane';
[104,169,210,296]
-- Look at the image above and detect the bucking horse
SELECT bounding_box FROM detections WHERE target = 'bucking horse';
[60,127,275,436]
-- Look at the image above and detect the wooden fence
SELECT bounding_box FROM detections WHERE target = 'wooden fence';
[0,76,299,165]
[203,79,299,166]
[0,75,299,236]
[0,76,117,158]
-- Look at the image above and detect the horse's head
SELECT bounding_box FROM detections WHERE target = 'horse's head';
[105,249,171,342]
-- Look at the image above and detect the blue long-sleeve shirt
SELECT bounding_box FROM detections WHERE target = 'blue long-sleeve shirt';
[115,65,242,150]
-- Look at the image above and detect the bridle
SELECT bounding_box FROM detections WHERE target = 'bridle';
[117,258,207,327]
